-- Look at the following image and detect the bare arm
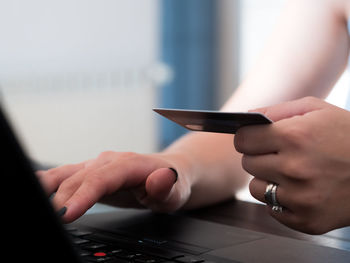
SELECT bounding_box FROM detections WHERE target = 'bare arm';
[39,0,350,222]
[223,0,350,111]
[169,0,350,208]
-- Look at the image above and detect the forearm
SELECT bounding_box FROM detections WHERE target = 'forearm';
[223,0,350,112]
[158,0,350,210]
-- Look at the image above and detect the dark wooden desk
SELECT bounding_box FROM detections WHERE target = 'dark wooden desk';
[184,199,350,252]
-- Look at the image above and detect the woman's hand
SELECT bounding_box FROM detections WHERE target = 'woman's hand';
[37,151,192,223]
[234,97,350,234]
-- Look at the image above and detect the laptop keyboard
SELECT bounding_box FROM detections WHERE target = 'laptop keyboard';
[66,226,210,263]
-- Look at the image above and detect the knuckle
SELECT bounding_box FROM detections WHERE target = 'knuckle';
[118,151,140,161]
[280,157,314,181]
[279,159,302,179]
[97,150,116,160]
[96,151,141,168]
[297,96,325,110]
[58,176,76,191]
[44,168,63,186]
[85,172,104,187]
[300,96,318,105]
[84,173,108,194]
[280,125,310,149]
[45,167,61,178]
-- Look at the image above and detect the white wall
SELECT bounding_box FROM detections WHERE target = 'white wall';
[0,0,163,165]
[0,0,158,75]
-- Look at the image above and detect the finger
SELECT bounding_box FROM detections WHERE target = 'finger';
[52,170,86,210]
[236,97,326,156]
[141,168,188,212]
[52,158,113,209]
[37,163,86,195]
[249,178,289,209]
[248,178,267,203]
[250,96,324,122]
[101,168,178,209]
[131,184,148,202]
[50,156,118,208]
[100,190,146,209]
[61,168,118,222]
[234,125,281,155]
[61,158,149,222]
[265,205,301,231]
[249,176,322,233]
[242,154,285,184]
[250,179,305,231]
[129,168,176,203]
[145,167,178,202]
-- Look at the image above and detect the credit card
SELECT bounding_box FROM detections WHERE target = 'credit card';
[153,108,272,134]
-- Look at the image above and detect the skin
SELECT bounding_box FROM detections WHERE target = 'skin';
[38,0,350,234]
[235,97,350,234]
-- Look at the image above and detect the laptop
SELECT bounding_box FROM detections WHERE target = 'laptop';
[2,103,350,263]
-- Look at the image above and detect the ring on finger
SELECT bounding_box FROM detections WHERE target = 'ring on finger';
[264,182,283,213]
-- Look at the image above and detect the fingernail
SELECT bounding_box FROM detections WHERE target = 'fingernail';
[168,168,178,183]
[57,206,67,217]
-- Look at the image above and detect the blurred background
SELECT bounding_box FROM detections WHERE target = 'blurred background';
[0,0,348,169]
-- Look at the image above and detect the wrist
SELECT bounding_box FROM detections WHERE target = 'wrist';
[153,150,196,186]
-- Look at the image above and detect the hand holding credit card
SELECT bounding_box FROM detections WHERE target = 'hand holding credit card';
[153,108,272,134]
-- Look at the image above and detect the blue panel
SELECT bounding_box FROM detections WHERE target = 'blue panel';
[159,0,217,148]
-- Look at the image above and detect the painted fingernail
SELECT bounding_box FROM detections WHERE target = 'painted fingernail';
[168,167,178,183]
[57,206,67,217]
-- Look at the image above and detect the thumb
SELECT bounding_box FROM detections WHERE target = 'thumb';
[249,97,325,122]
[145,167,178,202]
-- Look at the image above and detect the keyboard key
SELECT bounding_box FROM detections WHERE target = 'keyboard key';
[94,252,107,257]
[135,258,163,263]
[110,249,124,255]
[83,242,107,250]
[78,249,91,257]
[112,250,141,260]
[134,255,162,263]
[72,237,90,245]
[71,227,187,263]
[84,256,113,262]
[64,226,77,232]
[71,230,92,237]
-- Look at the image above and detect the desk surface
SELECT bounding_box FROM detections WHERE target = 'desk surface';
[184,199,350,252]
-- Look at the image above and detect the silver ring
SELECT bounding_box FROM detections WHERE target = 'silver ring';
[272,205,283,213]
[264,183,283,213]
[264,183,275,206]
[271,184,278,206]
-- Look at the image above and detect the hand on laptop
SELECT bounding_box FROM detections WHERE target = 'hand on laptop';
[37,152,191,223]
[234,97,350,234]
